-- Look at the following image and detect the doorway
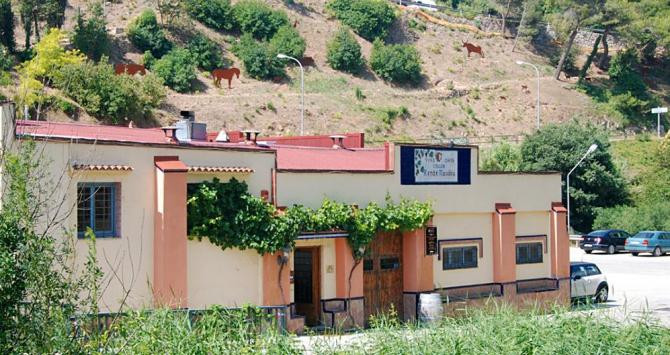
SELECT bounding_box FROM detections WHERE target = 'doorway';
[294,247,321,326]
[364,232,404,324]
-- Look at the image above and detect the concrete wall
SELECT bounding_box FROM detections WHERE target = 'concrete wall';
[515,212,552,281]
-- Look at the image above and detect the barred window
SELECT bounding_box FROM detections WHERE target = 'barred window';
[442,246,478,270]
[516,243,543,264]
[77,183,118,238]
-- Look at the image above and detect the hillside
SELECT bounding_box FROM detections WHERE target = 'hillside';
[1,0,668,143]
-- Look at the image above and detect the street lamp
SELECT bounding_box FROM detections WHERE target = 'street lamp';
[566,143,598,232]
[277,53,304,135]
[651,107,668,138]
[516,60,540,130]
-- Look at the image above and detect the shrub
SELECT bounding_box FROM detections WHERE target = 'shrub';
[609,49,646,95]
[269,26,306,59]
[53,59,166,123]
[480,141,522,172]
[326,27,364,73]
[233,0,289,40]
[184,0,235,31]
[327,0,396,41]
[150,48,198,93]
[0,44,12,71]
[232,34,284,80]
[71,2,109,61]
[187,34,225,71]
[127,10,172,58]
[370,40,422,85]
[0,0,14,53]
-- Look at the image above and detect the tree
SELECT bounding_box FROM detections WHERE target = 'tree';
[480,141,522,172]
[520,121,629,232]
[549,0,602,80]
[149,48,198,93]
[370,39,422,85]
[233,0,289,40]
[72,2,109,61]
[187,34,225,71]
[327,0,396,41]
[327,27,364,73]
[232,34,284,80]
[127,10,173,58]
[185,0,235,31]
[269,25,306,59]
[18,0,67,49]
[0,0,15,53]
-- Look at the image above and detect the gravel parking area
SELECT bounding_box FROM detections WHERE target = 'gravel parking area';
[570,247,670,326]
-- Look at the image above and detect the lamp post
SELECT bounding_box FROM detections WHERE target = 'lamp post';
[651,107,668,138]
[567,144,598,232]
[277,54,304,135]
[516,60,540,130]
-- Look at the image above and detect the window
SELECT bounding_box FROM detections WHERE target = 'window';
[380,257,400,270]
[571,265,587,279]
[516,243,543,264]
[364,259,374,272]
[77,183,118,238]
[584,265,601,276]
[442,246,478,270]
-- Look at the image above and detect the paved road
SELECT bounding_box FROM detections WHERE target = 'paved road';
[570,247,670,325]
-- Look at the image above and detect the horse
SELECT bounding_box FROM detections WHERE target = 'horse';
[114,63,146,76]
[462,41,484,58]
[212,68,240,89]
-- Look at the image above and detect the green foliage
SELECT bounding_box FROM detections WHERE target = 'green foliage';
[327,0,396,41]
[232,34,284,80]
[593,201,670,233]
[0,0,15,53]
[480,141,522,172]
[71,2,109,61]
[0,44,12,71]
[326,27,364,74]
[187,34,225,71]
[127,10,172,58]
[150,48,198,93]
[355,86,365,100]
[370,40,423,85]
[54,58,166,123]
[187,179,432,258]
[233,0,289,40]
[520,121,629,232]
[185,0,235,31]
[269,25,306,59]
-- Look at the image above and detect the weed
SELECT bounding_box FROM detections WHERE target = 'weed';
[355,87,366,101]
[266,102,277,113]
[471,87,480,100]
[429,44,442,55]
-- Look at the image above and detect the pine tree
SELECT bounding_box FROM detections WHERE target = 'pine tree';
[0,0,15,53]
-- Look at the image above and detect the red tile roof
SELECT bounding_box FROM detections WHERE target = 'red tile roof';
[15,120,269,151]
[275,146,390,172]
[188,166,254,173]
[72,164,133,171]
[155,159,188,172]
[210,131,365,148]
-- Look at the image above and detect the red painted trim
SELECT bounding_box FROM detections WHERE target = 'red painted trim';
[154,156,188,172]
[551,202,567,213]
[495,203,516,214]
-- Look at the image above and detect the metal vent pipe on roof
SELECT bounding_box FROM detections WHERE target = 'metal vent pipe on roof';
[329,135,346,149]
[242,129,260,145]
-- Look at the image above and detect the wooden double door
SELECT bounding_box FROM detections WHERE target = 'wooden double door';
[294,247,321,326]
[364,232,404,323]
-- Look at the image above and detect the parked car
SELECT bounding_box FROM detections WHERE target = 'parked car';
[579,229,631,254]
[624,231,670,256]
[570,262,608,303]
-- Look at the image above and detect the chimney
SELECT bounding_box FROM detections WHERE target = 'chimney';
[241,129,260,145]
[329,135,346,149]
[175,111,207,142]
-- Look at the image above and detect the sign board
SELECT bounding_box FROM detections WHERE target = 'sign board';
[425,226,438,255]
[400,146,471,185]
[651,107,668,114]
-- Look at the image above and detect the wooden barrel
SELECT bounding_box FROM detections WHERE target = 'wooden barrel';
[418,293,444,323]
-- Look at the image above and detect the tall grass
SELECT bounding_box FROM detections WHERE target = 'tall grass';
[311,306,670,355]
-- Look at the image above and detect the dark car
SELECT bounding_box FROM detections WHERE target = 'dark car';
[579,229,631,254]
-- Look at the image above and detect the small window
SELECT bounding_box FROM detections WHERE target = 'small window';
[584,265,601,276]
[516,243,543,264]
[571,265,587,278]
[364,259,374,272]
[442,246,478,270]
[380,257,400,270]
[77,183,118,238]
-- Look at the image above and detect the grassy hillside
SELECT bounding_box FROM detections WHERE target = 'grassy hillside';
[1,0,668,143]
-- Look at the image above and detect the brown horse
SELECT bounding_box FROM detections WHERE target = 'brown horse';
[114,63,146,76]
[462,41,484,58]
[212,68,240,89]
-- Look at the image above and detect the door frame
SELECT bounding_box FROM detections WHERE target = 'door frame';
[294,246,321,326]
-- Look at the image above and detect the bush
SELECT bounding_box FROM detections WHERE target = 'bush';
[594,201,670,233]
[71,2,109,61]
[127,10,172,58]
[0,0,15,53]
[0,44,12,71]
[327,0,396,41]
[185,0,235,31]
[326,27,364,73]
[233,0,289,40]
[150,48,198,93]
[370,40,422,85]
[609,49,646,95]
[187,34,225,71]
[269,26,306,59]
[53,59,166,123]
[480,141,522,172]
[232,34,284,80]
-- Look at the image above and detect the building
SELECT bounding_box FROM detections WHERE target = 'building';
[0,103,570,332]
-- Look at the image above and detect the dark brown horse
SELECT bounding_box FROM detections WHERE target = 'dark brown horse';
[462,41,484,58]
[212,68,240,88]
[114,63,146,76]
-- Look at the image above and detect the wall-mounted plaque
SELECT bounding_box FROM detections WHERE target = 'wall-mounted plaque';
[400,146,471,185]
[425,226,438,255]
